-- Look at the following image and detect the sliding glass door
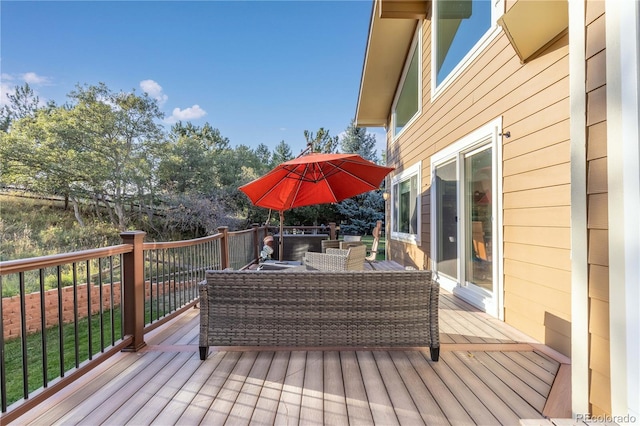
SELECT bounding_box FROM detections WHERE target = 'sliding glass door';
[432,119,502,317]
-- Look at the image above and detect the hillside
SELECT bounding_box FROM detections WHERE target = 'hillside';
[0,194,124,261]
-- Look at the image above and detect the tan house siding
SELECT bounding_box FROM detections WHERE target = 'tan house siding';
[584,0,611,415]
[384,3,572,357]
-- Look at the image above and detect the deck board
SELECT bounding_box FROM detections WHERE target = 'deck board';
[341,351,375,425]
[371,351,424,425]
[275,351,305,425]
[300,351,325,425]
[323,351,349,425]
[8,282,572,426]
[256,350,289,425]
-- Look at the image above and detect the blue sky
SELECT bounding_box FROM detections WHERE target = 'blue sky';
[1,0,386,156]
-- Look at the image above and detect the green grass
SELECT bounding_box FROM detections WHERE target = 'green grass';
[3,306,123,406]
[2,291,195,407]
[358,235,386,260]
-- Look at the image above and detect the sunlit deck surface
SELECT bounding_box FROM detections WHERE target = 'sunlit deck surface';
[11,262,571,425]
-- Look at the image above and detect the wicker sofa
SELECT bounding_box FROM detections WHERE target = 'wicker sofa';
[199,269,440,361]
[302,244,367,271]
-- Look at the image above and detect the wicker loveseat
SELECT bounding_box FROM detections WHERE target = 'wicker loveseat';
[199,269,440,361]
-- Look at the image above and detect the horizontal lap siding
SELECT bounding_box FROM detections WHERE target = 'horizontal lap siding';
[387,5,571,358]
[585,0,610,415]
[499,27,570,357]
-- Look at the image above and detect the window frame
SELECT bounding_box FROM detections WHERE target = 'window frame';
[392,23,422,141]
[431,0,504,101]
[390,160,422,245]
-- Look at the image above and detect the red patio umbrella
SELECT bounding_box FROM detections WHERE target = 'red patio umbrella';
[239,152,394,259]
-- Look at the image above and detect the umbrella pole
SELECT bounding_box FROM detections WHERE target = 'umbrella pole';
[279,210,284,260]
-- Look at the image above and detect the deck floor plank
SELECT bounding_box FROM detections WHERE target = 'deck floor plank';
[323,351,349,425]
[435,352,501,425]
[176,351,242,424]
[371,351,425,425]
[458,351,546,419]
[489,351,555,393]
[340,351,376,425]
[357,350,400,425]
[521,349,563,375]
[226,351,274,426]
[249,351,289,425]
[201,351,259,424]
[439,300,493,344]
[446,350,523,425]
[300,351,325,425]
[405,351,476,425]
[475,351,548,412]
[387,350,451,425]
[17,349,141,425]
[101,351,194,425]
[54,350,169,425]
[150,351,226,425]
[485,352,551,411]
[274,351,305,425]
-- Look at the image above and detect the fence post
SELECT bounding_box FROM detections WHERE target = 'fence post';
[329,222,337,240]
[218,226,230,269]
[252,224,260,261]
[120,231,147,352]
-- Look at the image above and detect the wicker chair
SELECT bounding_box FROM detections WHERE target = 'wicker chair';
[321,239,341,253]
[303,244,367,271]
[199,269,440,361]
[339,241,365,250]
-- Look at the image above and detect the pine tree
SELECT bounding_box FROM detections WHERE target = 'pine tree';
[340,118,378,162]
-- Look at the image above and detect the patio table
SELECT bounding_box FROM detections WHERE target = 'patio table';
[257,260,303,270]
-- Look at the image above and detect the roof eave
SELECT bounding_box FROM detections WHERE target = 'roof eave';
[355,0,428,128]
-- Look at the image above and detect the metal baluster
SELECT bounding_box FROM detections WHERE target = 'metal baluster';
[39,269,48,389]
[19,271,28,399]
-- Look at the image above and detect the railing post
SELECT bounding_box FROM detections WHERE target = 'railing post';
[120,231,147,352]
[218,226,230,269]
[252,224,260,261]
[329,222,337,240]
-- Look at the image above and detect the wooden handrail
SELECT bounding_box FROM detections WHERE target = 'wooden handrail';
[0,245,133,276]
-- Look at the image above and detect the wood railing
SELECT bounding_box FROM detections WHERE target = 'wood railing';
[1,223,337,422]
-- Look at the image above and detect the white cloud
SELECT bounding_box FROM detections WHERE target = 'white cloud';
[1,82,11,106]
[140,79,168,106]
[165,104,207,123]
[21,72,51,85]
[1,75,14,105]
[2,73,50,107]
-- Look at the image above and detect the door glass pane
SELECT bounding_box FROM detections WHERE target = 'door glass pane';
[465,148,492,291]
[435,161,458,279]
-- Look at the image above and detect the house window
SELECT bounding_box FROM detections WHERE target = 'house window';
[391,161,421,244]
[433,0,502,92]
[393,26,421,138]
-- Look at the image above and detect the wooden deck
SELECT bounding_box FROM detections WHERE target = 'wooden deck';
[9,266,571,425]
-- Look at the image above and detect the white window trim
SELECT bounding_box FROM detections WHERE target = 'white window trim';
[431,0,504,101]
[430,117,503,318]
[392,23,423,141]
[390,160,422,245]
